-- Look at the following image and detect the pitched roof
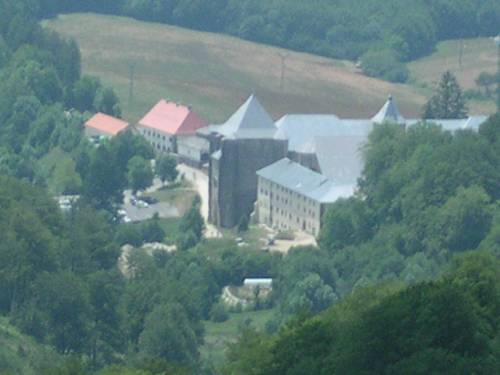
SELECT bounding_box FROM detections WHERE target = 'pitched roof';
[257,158,355,203]
[211,95,277,139]
[314,135,366,185]
[138,99,208,135]
[85,112,129,136]
[276,115,371,153]
[372,94,405,124]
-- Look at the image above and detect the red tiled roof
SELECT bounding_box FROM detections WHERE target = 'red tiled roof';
[85,113,129,136]
[138,99,208,135]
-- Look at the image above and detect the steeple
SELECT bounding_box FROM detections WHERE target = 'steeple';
[216,94,277,138]
[372,94,405,124]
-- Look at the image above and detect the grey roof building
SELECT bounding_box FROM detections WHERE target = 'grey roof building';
[203,93,489,231]
[275,95,488,186]
[202,95,288,228]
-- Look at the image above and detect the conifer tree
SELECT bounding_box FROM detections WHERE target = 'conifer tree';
[423,71,468,119]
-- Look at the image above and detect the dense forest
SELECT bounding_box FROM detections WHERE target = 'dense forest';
[225,252,500,374]
[37,0,500,82]
[1,0,500,374]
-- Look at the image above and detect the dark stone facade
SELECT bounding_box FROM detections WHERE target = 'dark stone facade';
[209,138,288,228]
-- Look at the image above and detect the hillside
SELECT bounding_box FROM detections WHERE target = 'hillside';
[0,317,60,374]
[408,37,498,114]
[43,13,432,124]
[44,14,496,124]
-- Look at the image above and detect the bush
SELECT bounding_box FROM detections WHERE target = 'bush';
[176,230,198,251]
[361,48,409,83]
[209,302,229,323]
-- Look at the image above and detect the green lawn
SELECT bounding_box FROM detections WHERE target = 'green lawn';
[201,309,275,370]
[145,181,197,216]
[45,13,438,124]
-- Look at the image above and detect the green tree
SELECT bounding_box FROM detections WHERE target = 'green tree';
[127,156,153,194]
[138,303,199,366]
[281,273,337,317]
[68,75,101,112]
[435,186,492,252]
[319,198,373,252]
[423,71,468,119]
[16,272,92,354]
[83,145,124,209]
[93,87,121,117]
[155,155,178,184]
[178,197,204,241]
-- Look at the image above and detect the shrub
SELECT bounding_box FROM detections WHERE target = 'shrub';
[209,302,229,323]
[361,48,409,83]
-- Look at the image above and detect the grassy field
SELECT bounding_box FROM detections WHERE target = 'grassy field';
[43,14,432,124]
[44,14,497,125]
[201,309,275,370]
[408,37,498,113]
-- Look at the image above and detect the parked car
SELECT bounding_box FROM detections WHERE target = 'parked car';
[136,200,149,209]
[129,197,137,206]
[141,196,158,205]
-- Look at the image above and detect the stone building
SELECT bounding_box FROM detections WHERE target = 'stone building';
[202,94,488,231]
[256,158,354,236]
[137,99,209,163]
[84,112,129,139]
[257,95,488,235]
[198,95,288,228]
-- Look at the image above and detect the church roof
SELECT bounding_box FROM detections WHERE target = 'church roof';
[210,95,277,139]
[372,94,405,124]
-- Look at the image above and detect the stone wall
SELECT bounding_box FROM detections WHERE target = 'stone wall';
[210,138,288,228]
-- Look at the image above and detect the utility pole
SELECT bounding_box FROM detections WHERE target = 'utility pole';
[495,35,500,111]
[278,52,289,93]
[458,39,464,70]
[128,62,136,108]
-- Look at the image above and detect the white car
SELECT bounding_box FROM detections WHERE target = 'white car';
[136,200,149,209]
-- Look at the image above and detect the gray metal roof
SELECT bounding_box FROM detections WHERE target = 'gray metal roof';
[209,95,277,139]
[372,94,405,124]
[314,135,366,185]
[405,116,489,132]
[272,99,488,187]
[257,158,355,203]
[275,115,372,153]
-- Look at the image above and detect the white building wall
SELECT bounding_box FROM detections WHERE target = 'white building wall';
[177,135,209,163]
[84,126,112,139]
[257,176,322,236]
[137,125,174,153]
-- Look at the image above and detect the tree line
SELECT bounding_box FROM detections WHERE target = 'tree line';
[224,252,500,374]
[36,0,500,82]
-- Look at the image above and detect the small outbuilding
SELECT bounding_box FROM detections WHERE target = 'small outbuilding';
[84,112,129,138]
[243,278,273,291]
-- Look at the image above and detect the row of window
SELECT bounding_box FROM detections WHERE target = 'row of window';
[264,216,317,236]
[141,128,167,141]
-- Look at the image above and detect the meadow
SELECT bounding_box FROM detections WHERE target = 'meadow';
[45,14,497,124]
[32,14,457,124]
